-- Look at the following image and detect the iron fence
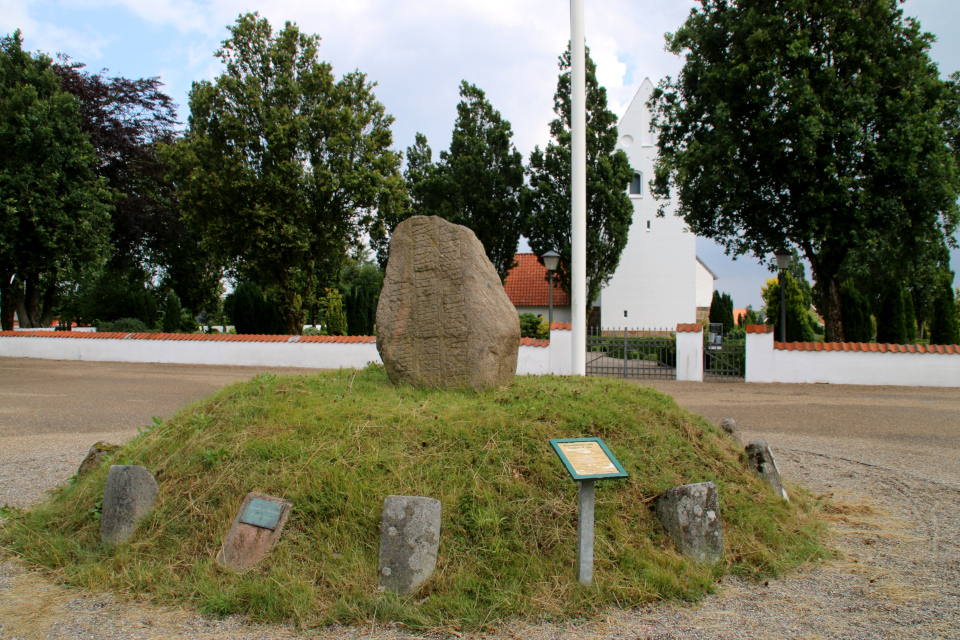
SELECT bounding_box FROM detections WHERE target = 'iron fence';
[704,338,746,380]
[586,327,677,379]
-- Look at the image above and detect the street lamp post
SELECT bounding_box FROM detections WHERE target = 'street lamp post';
[774,249,794,342]
[542,251,561,326]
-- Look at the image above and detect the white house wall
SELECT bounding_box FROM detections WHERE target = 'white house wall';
[695,260,716,309]
[601,78,697,329]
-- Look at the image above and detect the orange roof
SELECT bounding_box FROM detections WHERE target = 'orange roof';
[503,254,570,307]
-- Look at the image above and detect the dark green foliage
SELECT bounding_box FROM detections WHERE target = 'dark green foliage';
[162,291,182,333]
[709,291,735,335]
[167,14,406,334]
[929,274,960,345]
[762,275,815,342]
[876,283,907,345]
[525,43,634,308]
[96,317,149,333]
[324,289,347,336]
[839,281,873,343]
[738,305,763,327]
[341,261,382,336]
[80,268,157,327]
[904,289,918,343]
[518,313,542,339]
[228,282,285,335]
[0,31,113,331]
[398,83,526,279]
[180,308,198,333]
[649,0,960,342]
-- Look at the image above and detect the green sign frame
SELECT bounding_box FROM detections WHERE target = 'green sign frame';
[549,437,628,481]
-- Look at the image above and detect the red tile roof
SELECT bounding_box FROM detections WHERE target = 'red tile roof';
[504,254,570,307]
[776,341,959,354]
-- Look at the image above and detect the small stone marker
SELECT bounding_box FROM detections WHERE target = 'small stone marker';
[718,418,740,441]
[100,465,159,546]
[655,481,724,564]
[549,437,628,586]
[217,492,293,572]
[745,439,789,502]
[77,441,119,479]
[378,495,441,595]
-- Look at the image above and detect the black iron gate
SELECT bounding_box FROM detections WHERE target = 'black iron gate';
[586,327,677,379]
[704,338,745,380]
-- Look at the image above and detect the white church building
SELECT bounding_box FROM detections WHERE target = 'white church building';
[598,78,715,328]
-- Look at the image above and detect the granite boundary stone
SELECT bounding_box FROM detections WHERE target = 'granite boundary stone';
[100,465,159,546]
[746,439,790,502]
[378,495,441,595]
[217,492,293,572]
[655,481,724,564]
[77,441,119,479]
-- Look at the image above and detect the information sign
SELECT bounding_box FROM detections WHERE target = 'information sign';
[550,437,628,481]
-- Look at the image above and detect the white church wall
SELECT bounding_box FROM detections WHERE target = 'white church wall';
[600,79,698,329]
[695,259,716,309]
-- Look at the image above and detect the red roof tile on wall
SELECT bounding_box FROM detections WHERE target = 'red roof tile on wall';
[676,323,703,333]
[550,322,572,331]
[776,341,959,354]
[519,337,550,347]
[746,324,774,334]
[0,332,548,346]
[503,254,570,307]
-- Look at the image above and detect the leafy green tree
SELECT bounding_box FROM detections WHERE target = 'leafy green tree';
[525,43,634,309]
[839,281,873,343]
[166,14,406,334]
[929,273,960,345]
[650,0,960,342]
[0,31,113,330]
[904,288,918,343]
[162,290,182,333]
[386,83,526,279]
[876,282,907,344]
[762,275,815,342]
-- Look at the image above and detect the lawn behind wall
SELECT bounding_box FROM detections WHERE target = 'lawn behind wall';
[0,365,829,631]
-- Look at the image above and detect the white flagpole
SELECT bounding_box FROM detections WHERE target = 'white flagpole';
[570,0,587,376]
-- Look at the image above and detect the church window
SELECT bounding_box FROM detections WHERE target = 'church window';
[629,172,642,196]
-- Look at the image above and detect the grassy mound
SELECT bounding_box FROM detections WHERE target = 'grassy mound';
[1,366,827,630]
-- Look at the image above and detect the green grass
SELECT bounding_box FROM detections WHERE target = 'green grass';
[0,365,828,631]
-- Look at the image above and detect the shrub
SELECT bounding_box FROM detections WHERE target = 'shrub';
[229,282,286,335]
[839,280,873,342]
[536,316,549,340]
[518,312,542,338]
[180,308,199,333]
[97,317,149,333]
[162,291,182,333]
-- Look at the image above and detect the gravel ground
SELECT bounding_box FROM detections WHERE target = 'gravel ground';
[1,360,958,639]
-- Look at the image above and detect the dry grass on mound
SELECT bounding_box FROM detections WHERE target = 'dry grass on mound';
[0,366,828,631]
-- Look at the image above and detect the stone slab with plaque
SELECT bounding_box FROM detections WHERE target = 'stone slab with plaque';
[217,492,292,572]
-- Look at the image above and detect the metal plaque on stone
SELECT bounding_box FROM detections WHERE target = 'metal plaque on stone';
[549,437,628,586]
[217,492,292,572]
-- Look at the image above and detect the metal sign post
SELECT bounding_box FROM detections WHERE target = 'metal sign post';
[550,437,628,586]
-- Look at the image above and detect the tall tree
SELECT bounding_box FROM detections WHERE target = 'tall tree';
[379,84,526,278]
[525,43,634,309]
[650,0,960,342]
[167,13,406,334]
[0,31,113,330]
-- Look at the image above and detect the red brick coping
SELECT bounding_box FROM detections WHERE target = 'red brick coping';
[776,341,959,354]
[0,331,552,348]
[746,324,774,334]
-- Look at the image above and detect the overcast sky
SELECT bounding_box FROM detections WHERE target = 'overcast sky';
[2,0,958,309]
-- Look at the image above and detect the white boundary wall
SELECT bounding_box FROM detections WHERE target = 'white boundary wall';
[0,330,568,376]
[746,327,960,387]
[675,326,703,382]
